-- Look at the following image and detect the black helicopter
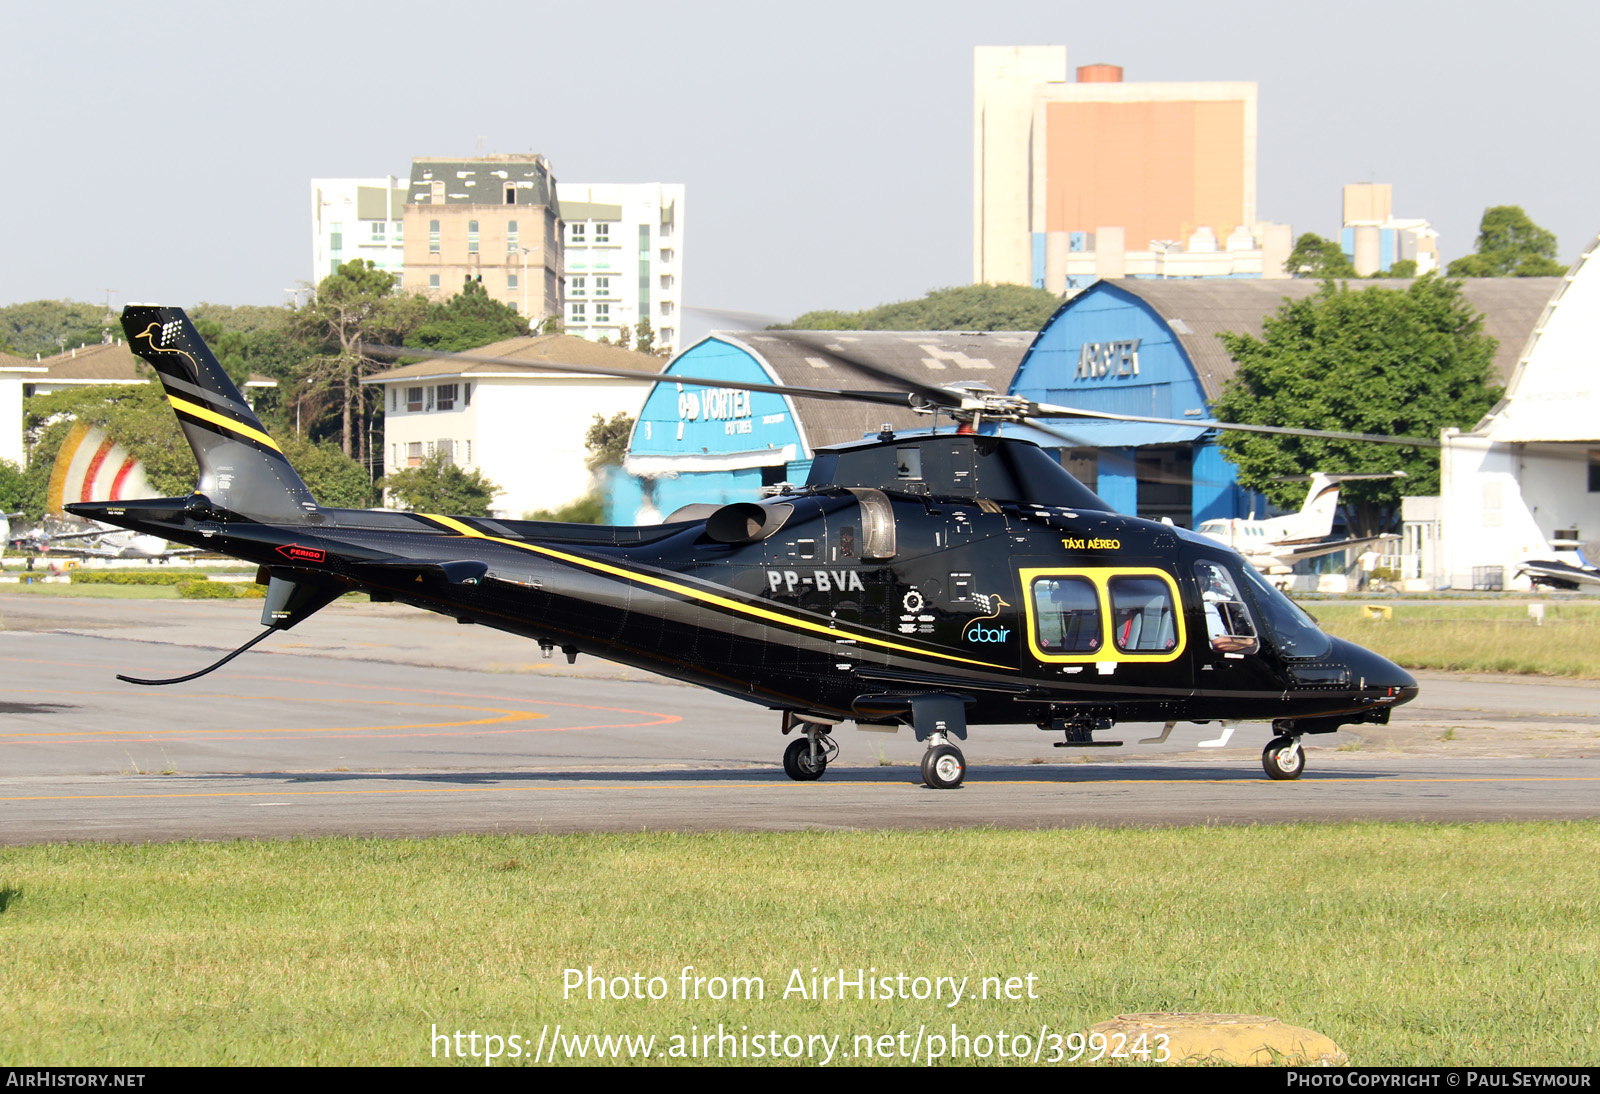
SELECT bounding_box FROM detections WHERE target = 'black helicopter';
[69,305,1419,789]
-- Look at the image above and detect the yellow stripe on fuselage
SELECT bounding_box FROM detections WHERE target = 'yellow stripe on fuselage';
[421,513,1011,671]
[167,394,282,453]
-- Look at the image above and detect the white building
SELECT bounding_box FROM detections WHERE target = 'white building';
[1,352,44,465]
[1440,233,1600,589]
[364,333,666,518]
[310,178,408,284]
[557,183,685,356]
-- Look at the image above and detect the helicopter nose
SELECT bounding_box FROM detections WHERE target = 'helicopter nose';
[1335,638,1418,705]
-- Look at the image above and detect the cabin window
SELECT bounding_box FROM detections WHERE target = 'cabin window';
[1238,563,1332,659]
[1031,576,1100,653]
[1021,567,1186,663]
[1193,561,1259,654]
[1108,576,1177,653]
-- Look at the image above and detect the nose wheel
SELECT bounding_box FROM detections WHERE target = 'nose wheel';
[1262,735,1305,780]
[920,741,966,790]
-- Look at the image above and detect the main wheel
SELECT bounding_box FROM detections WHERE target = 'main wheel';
[783,737,827,781]
[922,743,966,789]
[1262,735,1305,781]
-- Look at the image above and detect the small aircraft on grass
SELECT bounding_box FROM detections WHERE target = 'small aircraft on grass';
[70,306,1419,788]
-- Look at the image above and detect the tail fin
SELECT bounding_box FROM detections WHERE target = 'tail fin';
[1294,473,1341,539]
[122,304,318,523]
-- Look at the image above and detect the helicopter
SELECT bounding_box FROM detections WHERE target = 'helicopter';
[68,304,1420,789]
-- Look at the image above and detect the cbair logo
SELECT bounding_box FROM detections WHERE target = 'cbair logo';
[276,543,327,563]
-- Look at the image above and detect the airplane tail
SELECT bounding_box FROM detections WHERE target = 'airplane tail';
[119,304,318,523]
[1293,473,1342,539]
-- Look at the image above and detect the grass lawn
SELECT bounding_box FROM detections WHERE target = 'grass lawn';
[1,825,1595,1066]
[1313,601,1600,678]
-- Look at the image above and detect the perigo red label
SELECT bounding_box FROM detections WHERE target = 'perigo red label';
[276,543,326,563]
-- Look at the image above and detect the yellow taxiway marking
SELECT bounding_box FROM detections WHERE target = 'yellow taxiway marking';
[3,774,1597,803]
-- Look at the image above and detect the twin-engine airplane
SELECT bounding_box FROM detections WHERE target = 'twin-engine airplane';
[70,305,1418,788]
[1195,472,1404,576]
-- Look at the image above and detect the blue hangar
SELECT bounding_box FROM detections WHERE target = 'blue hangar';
[606,295,1267,527]
[606,278,1555,527]
[608,285,1293,526]
[609,330,1037,523]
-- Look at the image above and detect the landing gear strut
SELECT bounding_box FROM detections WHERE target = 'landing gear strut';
[1262,734,1305,780]
[782,723,837,782]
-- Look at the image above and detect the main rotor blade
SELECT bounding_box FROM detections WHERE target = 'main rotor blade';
[364,345,919,409]
[1025,401,1442,448]
[1013,415,1100,448]
[765,332,966,409]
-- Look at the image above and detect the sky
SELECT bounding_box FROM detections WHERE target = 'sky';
[5,0,1597,339]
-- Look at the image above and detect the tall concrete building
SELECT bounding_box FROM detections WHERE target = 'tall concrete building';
[399,155,563,320]
[974,47,1275,291]
[310,177,408,283]
[1340,183,1440,276]
[557,182,686,356]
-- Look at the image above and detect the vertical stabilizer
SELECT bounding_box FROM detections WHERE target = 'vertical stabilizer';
[1293,473,1341,539]
[122,305,317,522]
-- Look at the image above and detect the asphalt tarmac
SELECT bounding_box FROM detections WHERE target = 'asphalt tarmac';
[2,591,1598,841]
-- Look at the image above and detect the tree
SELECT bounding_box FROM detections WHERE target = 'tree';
[634,317,657,355]
[1446,206,1566,278]
[292,260,429,465]
[380,453,499,516]
[410,277,531,352]
[523,494,605,523]
[0,300,109,358]
[584,413,634,471]
[0,459,34,516]
[275,435,378,508]
[785,284,1063,332]
[1212,277,1501,536]
[1283,233,1357,279]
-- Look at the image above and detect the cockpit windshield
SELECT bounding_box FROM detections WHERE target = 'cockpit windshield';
[1237,564,1332,659]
